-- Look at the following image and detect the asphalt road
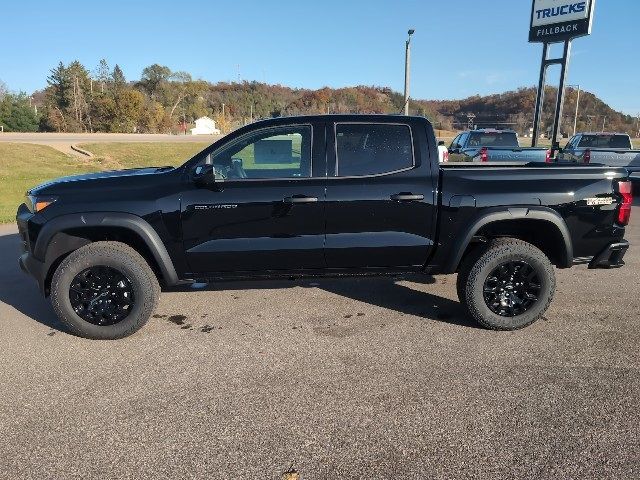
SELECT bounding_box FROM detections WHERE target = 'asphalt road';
[1,210,639,479]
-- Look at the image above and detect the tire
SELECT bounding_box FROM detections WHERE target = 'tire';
[50,241,160,339]
[457,238,555,330]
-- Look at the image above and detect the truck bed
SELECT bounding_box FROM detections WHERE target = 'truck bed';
[432,163,629,271]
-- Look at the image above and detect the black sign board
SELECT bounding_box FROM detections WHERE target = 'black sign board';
[529,0,595,43]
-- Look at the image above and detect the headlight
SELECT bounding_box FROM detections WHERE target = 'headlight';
[25,194,57,213]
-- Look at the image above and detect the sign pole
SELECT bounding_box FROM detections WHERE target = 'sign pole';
[531,42,549,147]
[550,39,572,155]
[529,0,595,153]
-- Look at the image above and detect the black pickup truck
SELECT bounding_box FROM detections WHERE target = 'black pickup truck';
[17,115,632,339]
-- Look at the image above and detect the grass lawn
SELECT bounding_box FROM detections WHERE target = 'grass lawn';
[0,144,100,223]
[79,142,210,169]
[0,142,211,224]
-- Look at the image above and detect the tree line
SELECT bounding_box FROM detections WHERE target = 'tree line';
[1,60,438,134]
[426,87,639,137]
[0,60,637,137]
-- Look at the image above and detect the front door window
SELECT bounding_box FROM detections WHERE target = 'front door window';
[210,126,312,180]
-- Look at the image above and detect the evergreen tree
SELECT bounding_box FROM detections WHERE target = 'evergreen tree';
[0,93,40,131]
[46,62,71,110]
[95,59,110,94]
[112,65,126,89]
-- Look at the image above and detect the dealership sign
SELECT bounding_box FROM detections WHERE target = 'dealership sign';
[529,0,595,42]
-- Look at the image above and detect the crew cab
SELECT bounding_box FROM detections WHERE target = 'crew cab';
[17,115,632,339]
[449,129,551,163]
[558,132,640,180]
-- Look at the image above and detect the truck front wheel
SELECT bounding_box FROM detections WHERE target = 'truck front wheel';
[457,238,556,330]
[50,241,160,339]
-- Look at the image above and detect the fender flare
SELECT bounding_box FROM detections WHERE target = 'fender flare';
[444,206,573,273]
[34,212,180,286]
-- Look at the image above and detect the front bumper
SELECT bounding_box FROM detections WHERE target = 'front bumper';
[19,252,47,293]
[588,240,629,269]
[17,205,48,294]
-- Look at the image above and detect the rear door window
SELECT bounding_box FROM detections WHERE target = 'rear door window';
[467,132,519,147]
[335,123,414,177]
[578,135,632,149]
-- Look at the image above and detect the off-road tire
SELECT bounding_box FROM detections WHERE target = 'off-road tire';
[50,241,160,339]
[456,238,555,330]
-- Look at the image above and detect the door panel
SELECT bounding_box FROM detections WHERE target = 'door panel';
[180,122,327,275]
[181,181,326,273]
[324,121,436,268]
[324,176,434,268]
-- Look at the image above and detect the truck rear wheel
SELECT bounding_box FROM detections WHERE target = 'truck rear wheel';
[50,241,160,339]
[457,238,555,330]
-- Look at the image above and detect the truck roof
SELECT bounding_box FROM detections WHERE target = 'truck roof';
[248,114,428,126]
[463,129,516,134]
[576,132,630,136]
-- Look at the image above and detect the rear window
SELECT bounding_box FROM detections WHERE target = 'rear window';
[577,135,631,149]
[467,132,519,148]
[335,123,413,176]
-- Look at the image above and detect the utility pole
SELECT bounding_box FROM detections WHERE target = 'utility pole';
[250,104,253,123]
[403,29,415,116]
[222,103,225,116]
[635,114,639,138]
[602,116,607,132]
[466,113,476,130]
[587,115,596,131]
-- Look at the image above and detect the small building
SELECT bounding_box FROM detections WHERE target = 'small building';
[190,116,220,135]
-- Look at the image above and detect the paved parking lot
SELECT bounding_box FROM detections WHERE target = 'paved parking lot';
[1,207,639,479]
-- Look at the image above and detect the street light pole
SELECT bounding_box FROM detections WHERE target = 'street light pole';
[566,84,581,137]
[403,29,415,116]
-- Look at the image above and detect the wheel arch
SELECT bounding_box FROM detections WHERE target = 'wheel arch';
[445,207,573,273]
[36,212,180,293]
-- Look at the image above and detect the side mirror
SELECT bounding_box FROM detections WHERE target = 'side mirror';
[193,164,216,187]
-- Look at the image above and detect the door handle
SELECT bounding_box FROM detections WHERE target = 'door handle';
[390,193,424,202]
[283,195,318,204]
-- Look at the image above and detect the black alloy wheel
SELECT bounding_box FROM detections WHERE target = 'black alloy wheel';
[482,260,541,317]
[69,265,135,326]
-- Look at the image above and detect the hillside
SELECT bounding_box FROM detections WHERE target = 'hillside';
[3,60,637,137]
[423,87,639,137]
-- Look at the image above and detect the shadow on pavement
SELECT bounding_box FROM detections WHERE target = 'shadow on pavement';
[0,232,64,332]
[0,228,476,332]
[173,273,478,329]
[318,276,478,328]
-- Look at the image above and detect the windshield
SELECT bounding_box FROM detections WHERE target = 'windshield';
[577,135,632,149]
[467,132,519,148]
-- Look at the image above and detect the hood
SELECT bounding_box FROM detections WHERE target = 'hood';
[29,166,174,194]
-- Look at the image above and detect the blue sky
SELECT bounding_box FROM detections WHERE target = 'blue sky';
[1,0,638,114]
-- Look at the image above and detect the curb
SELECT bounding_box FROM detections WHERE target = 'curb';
[70,144,93,157]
